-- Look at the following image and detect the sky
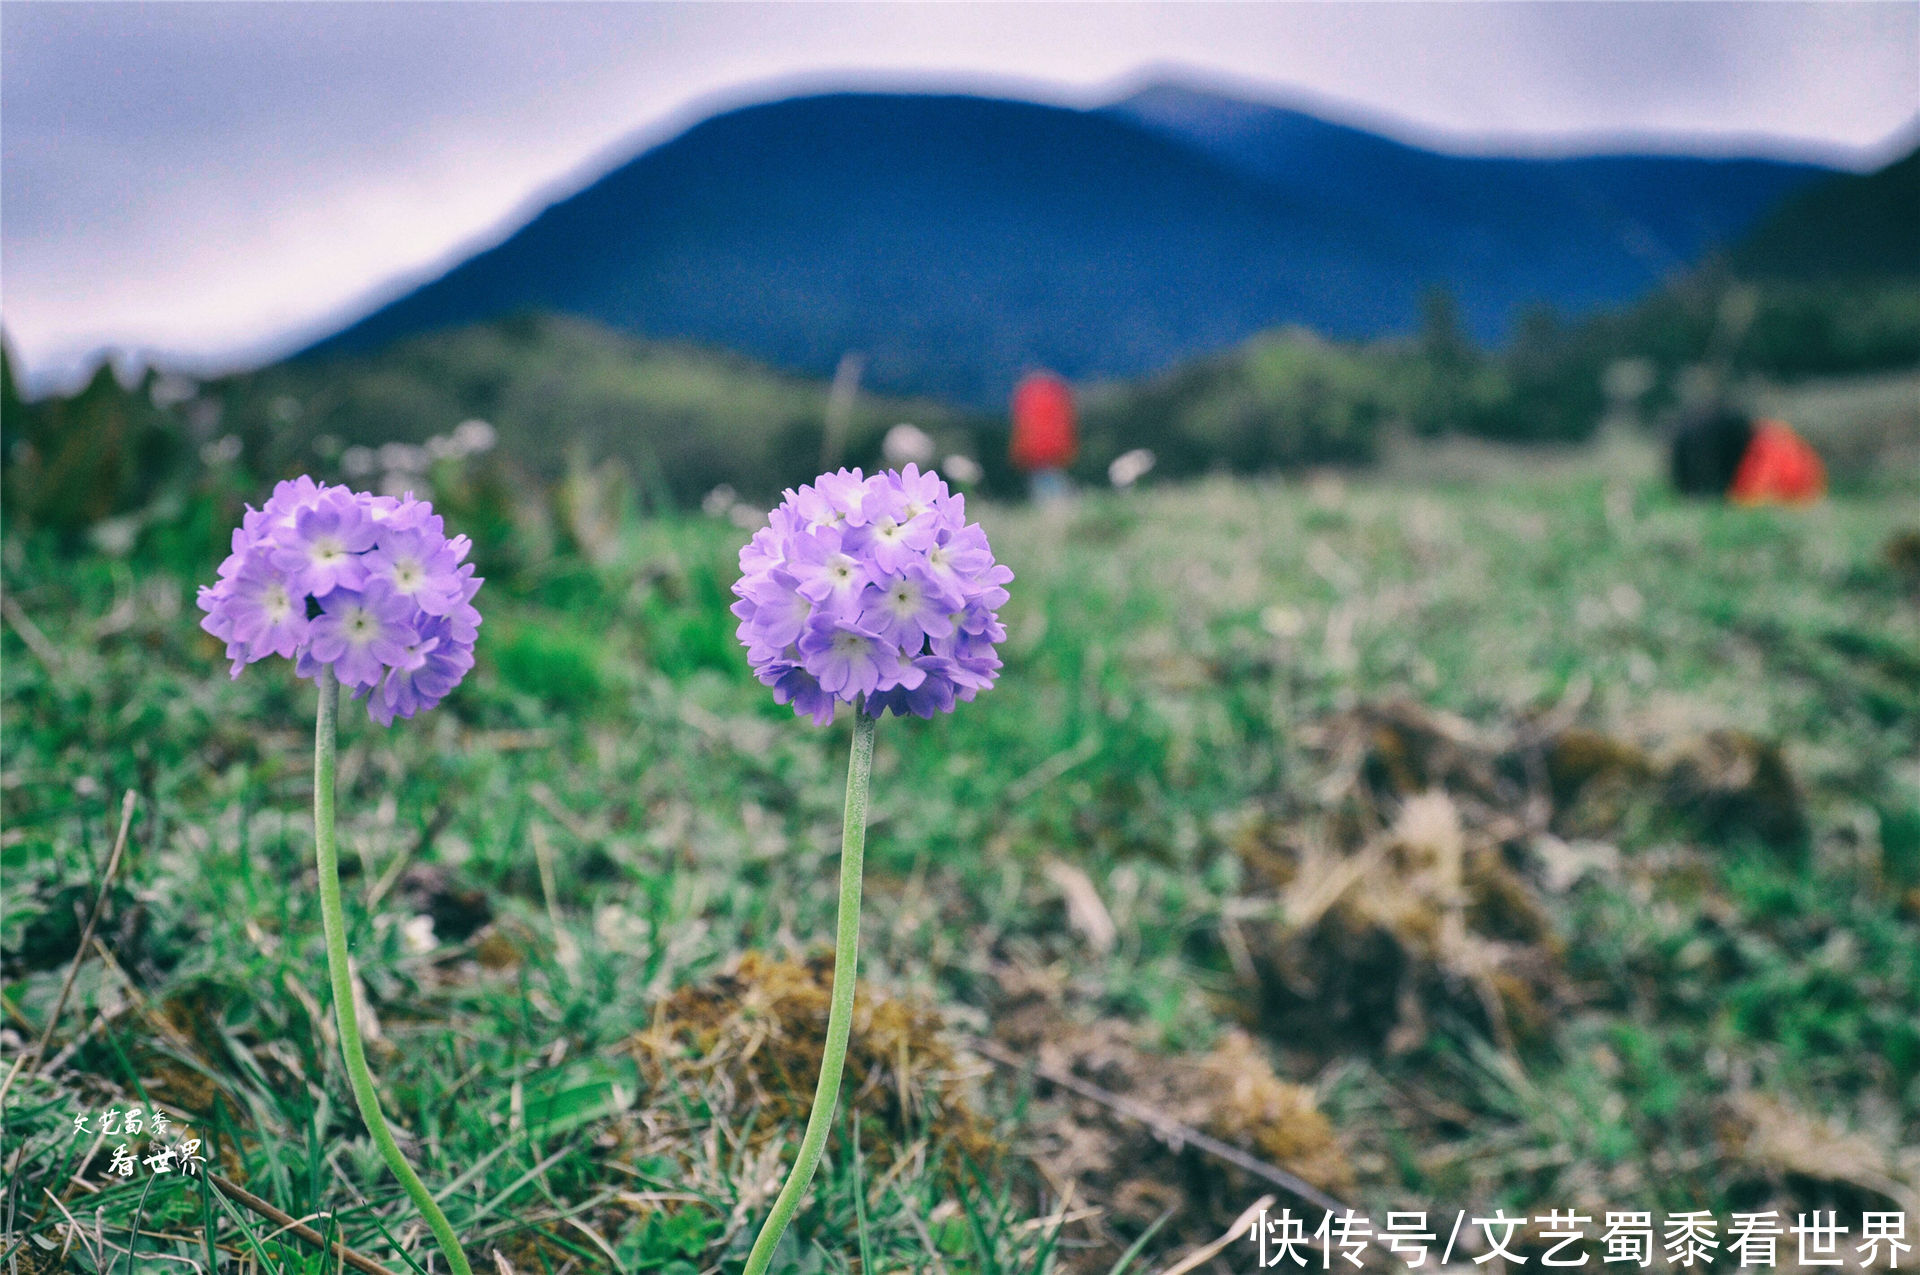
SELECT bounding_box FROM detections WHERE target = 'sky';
[3,1,1916,392]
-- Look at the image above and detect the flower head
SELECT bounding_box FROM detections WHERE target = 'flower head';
[271,487,379,596]
[733,465,1009,722]
[200,479,482,724]
[307,582,419,690]
[364,615,478,726]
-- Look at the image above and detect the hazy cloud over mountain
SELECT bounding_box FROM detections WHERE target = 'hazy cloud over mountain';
[4,1,1915,389]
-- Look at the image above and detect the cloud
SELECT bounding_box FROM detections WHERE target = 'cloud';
[4,1,1914,388]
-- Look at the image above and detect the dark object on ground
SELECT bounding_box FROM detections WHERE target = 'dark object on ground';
[396,863,494,942]
[1883,528,1920,590]
[1671,407,1756,497]
[1670,408,1827,504]
[1666,729,1809,852]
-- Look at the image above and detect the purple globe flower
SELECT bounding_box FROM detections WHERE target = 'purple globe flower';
[366,525,471,617]
[364,615,478,727]
[799,616,917,700]
[755,657,838,726]
[307,582,419,690]
[733,464,1009,722]
[858,566,960,649]
[272,487,380,596]
[199,479,483,724]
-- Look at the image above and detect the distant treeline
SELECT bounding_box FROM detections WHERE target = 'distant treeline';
[1076,270,1920,480]
[6,262,1918,556]
[0,316,1001,562]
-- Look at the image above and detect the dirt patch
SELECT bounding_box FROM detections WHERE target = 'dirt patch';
[1547,726,1658,839]
[1233,700,1812,1056]
[1236,783,1562,1055]
[1719,1093,1919,1219]
[1663,729,1808,851]
[1321,699,1531,821]
[631,950,998,1177]
[991,994,1351,1272]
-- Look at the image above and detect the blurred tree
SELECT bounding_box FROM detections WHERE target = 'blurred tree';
[1,355,186,544]
[1411,287,1480,436]
[1,337,22,427]
[1486,304,1608,442]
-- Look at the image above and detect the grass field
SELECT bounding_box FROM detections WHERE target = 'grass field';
[4,448,1918,1273]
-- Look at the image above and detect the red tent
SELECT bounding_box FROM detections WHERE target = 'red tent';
[1009,371,1077,472]
[1729,419,1826,506]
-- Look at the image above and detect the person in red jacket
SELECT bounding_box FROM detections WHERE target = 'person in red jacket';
[1010,370,1076,502]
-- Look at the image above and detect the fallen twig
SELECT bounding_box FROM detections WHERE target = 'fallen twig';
[532,822,581,973]
[208,1174,400,1275]
[1,592,62,675]
[1155,1193,1275,1275]
[527,782,599,845]
[1004,735,1100,805]
[965,1034,1349,1217]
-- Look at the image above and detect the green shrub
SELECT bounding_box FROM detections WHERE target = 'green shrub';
[490,617,607,710]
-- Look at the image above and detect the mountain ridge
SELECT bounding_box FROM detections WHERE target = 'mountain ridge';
[305,84,1832,406]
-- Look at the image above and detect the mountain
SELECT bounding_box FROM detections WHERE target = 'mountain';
[1104,83,1832,326]
[305,86,1832,407]
[1728,146,1920,279]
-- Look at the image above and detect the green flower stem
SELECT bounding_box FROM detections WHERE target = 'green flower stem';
[743,706,877,1275]
[314,668,473,1275]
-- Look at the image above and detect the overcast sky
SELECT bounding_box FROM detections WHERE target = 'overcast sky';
[3,1,1916,391]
